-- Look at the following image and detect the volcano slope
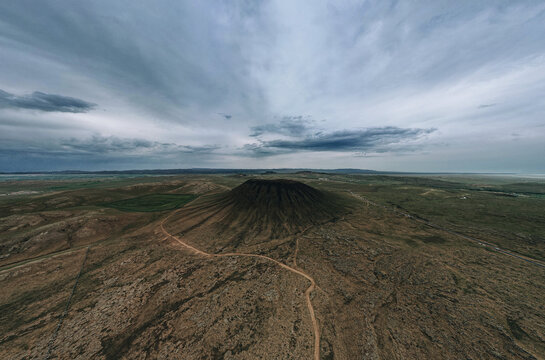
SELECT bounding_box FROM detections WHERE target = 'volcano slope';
[160,178,545,359]
[1,175,545,359]
[165,179,346,253]
[160,179,349,359]
[159,179,346,360]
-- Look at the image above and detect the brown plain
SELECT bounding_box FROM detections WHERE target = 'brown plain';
[1,175,544,359]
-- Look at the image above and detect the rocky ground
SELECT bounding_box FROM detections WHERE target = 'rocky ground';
[1,176,544,359]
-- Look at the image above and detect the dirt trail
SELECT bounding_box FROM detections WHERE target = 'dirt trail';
[293,237,320,360]
[160,211,321,360]
[0,247,84,274]
[45,246,89,360]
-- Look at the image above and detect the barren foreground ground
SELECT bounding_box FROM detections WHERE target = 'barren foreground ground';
[1,173,544,359]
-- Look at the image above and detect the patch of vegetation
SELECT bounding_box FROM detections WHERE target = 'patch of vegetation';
[105,194,197,212]
[507,318,527,340]
[403,238,418,247]
[346,175,545,261]
[420,235,446,244]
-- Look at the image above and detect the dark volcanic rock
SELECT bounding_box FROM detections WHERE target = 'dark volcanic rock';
[171,179,347,247]
[216,179,343,235]
[227,179,326,212]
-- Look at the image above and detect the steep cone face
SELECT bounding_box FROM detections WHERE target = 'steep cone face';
[171,179,346,250]
[227,179,325,211]
[214,179,342,239]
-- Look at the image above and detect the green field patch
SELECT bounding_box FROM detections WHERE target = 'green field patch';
[105,194,197,212]
[420,235,446,244]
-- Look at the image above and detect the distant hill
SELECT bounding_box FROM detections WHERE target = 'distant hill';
[0,168,380,175]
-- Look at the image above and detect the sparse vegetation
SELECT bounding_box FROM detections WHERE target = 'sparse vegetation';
[105,194,197,212]
[1,173,544,360]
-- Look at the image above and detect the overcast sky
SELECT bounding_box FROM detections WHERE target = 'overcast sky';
[1,1,544,172]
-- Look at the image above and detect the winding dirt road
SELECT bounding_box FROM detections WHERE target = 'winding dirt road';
[160,210,321,360]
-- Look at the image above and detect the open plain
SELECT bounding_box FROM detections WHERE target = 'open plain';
[1,172,544,359]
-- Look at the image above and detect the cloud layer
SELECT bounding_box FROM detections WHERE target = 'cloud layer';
[0,89,96,113]
[259,127,435,152]
[0,1,544,172]
[250,116,312,137]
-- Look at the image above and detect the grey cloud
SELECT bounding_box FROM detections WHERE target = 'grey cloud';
[0,135,220,171]
[478,103,497,109]
[218,113,232,120]
[242,142,278,156]
[248,127,435,154]
[57,136,219,155]
[0,89,96,113]
[1,135,218,156]
[0,2,268,120]
[250,116,312,137]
